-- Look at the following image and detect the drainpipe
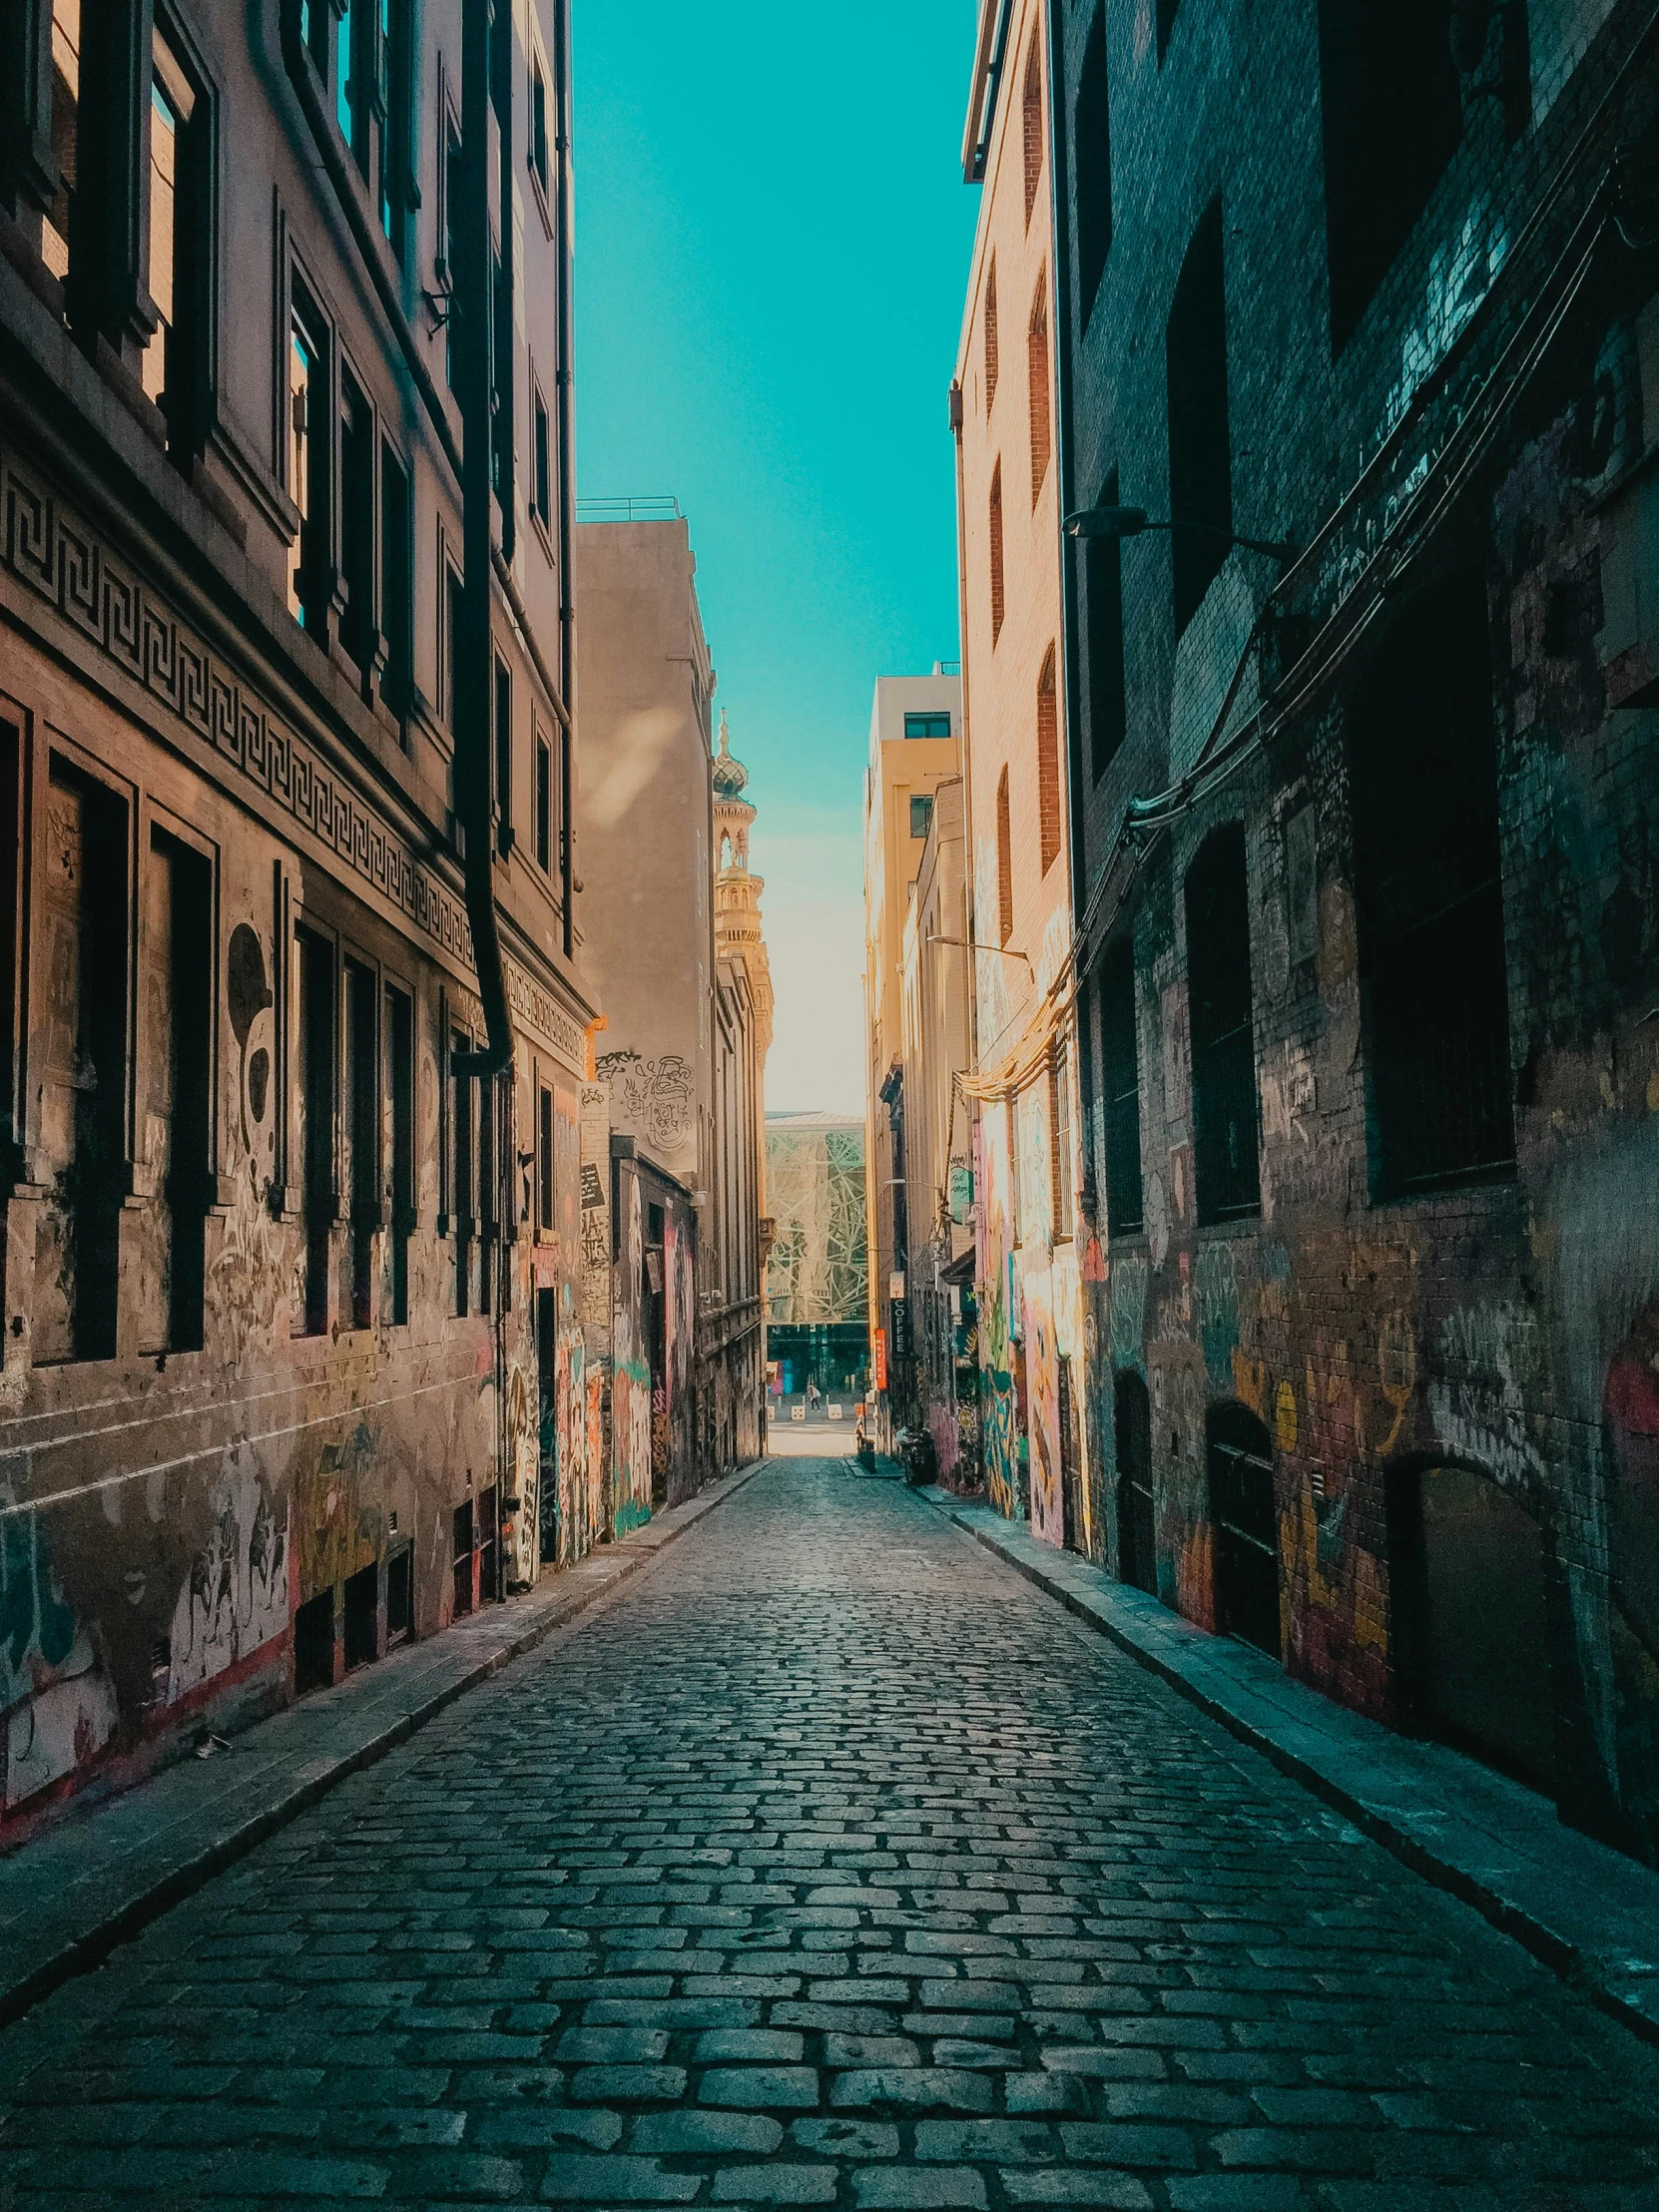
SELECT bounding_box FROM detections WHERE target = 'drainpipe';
[452,0,513,1079]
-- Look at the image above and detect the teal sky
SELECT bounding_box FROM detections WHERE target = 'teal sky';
[572,0,980,1114]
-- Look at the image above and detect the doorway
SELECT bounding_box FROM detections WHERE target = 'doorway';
[1208,1403,1280,1655]
[1115,1371,1156,1595]
[1388,1464,1555,1788]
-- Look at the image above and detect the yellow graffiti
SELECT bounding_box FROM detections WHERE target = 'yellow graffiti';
[1232,1349,1267,1419]
[1275,1380,1298,1454]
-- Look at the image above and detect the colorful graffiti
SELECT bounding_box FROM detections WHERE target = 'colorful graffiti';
[1,1497,119,1810]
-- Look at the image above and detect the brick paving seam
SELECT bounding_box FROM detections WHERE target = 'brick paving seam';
[912,1485,1659,2051]
[0,1460,768,2036]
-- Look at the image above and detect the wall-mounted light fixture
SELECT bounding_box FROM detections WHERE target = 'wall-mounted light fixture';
[1062,504,1296,562]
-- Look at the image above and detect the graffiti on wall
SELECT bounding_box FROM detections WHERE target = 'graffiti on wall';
[1,1496,119,1809]
[166,1448,288,1704]
[595,1049,695,1158]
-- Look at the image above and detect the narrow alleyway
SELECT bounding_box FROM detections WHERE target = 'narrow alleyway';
[2,1459,1657,2210]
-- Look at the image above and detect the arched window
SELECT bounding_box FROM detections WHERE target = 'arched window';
[1115,1371,1155,1593]
[996,767,1013,946]
[720,832,732,871]
[984,257,999,413]
[1208,1403,1279,1655]
[1036,646,1060,875]
[1166,199,1233,639]
[1074,4,1113,322]
[1185,825,1259,1223]
[1022,27,1044,228]
[1028,276,1051,502]
[1350,575,1512,1197]
[988,460,1005,644]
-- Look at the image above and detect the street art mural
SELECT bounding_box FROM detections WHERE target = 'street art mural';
[595,1048,696,1168]
[975,1102,1023,1520]
[1,1495,119,1810]
[166,1450,288,1705]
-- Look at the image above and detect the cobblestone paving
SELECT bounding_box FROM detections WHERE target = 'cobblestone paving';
[3,1457,1659,2210]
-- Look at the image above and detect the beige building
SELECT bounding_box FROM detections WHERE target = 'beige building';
[575,518,769,1509]
[861,671,961,1443]
[955,0,1091,1545]
[899,778,976,1480]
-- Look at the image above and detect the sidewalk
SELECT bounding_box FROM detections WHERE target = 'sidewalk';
[0,1458,765,2030]
[917,1483,1659,2048]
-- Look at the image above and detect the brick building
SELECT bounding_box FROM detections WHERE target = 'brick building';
[1044,0,1659,1860]
[0,0,596,1829]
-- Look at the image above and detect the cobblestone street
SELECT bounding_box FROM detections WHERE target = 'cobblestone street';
[3,1456,1658,2210]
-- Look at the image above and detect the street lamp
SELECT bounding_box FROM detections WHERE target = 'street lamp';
[1062,504,1296,562]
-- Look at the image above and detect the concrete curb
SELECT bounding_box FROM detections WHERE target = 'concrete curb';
[0,1458,767,2031]
[914,1483,1659,2050]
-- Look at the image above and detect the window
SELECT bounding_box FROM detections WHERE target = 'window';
[1098,939,1143,1234]
[443,125,462,389]
[1350,576,1513,1198]
[1186,826,1260,1224]
[452,1031,473,1318]
[1166,200,1233,641]
[1318,0,1462,354]
[536,730,553,872]
[1087,469,1126,781]
[1021,26,1043,229]
[338,369,374,676]
[491,245,510,499]
[1036,647,1061,875]
[137,828,211,1357]
[42,0,80,282]
[384,983,412,1327]
[342,959,377,1332]
[379,442,412,722]
[1074,5,1113,325]
[142,30,201,422]
[1028,277,1051,503]
[1051,1048,1074,1239]
[34,763,127,1366]
[477,1071,496,1318]
[529,48,550,193]
[379,0,412,253]
[988,460,1005,645]
[287,279,328,635]
[909,794,933,840]
[532,382,552,532]
[295,928,335,1336]
[337,0,364,165]
[300,0,328,70]
[984,257,998,412]
[904,711,951,740]
[494,657,512,852]
[538,1083,554,1234]
[444,561,464,732]
[1157,0,1180,62]
[995,767,1013,946]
